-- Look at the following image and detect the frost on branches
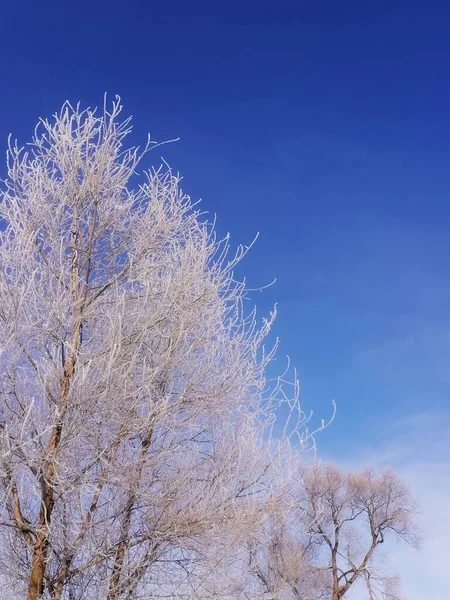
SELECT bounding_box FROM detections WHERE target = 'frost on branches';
[0,99,304,599]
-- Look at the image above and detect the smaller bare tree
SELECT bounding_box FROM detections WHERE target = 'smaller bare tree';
[250,463,419,600]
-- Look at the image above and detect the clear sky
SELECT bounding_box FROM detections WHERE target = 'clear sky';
[1,1,450,597]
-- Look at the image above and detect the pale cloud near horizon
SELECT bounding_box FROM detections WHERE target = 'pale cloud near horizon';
[330,412,450,600]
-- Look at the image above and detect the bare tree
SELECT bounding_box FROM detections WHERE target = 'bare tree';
[249,463,419,600]
[0,99,304,599]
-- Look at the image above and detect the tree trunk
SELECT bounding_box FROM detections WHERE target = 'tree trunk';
[27,531,48,599]
[331,549,339,600]
[26,324,80,598]
[108,429,153,600]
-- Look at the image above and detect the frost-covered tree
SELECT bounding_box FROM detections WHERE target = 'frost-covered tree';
[0,99,304,599]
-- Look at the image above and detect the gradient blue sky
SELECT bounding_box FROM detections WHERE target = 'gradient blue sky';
[1,3,450,594]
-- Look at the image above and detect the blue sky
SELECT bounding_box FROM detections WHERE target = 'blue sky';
[1,2,450,595]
